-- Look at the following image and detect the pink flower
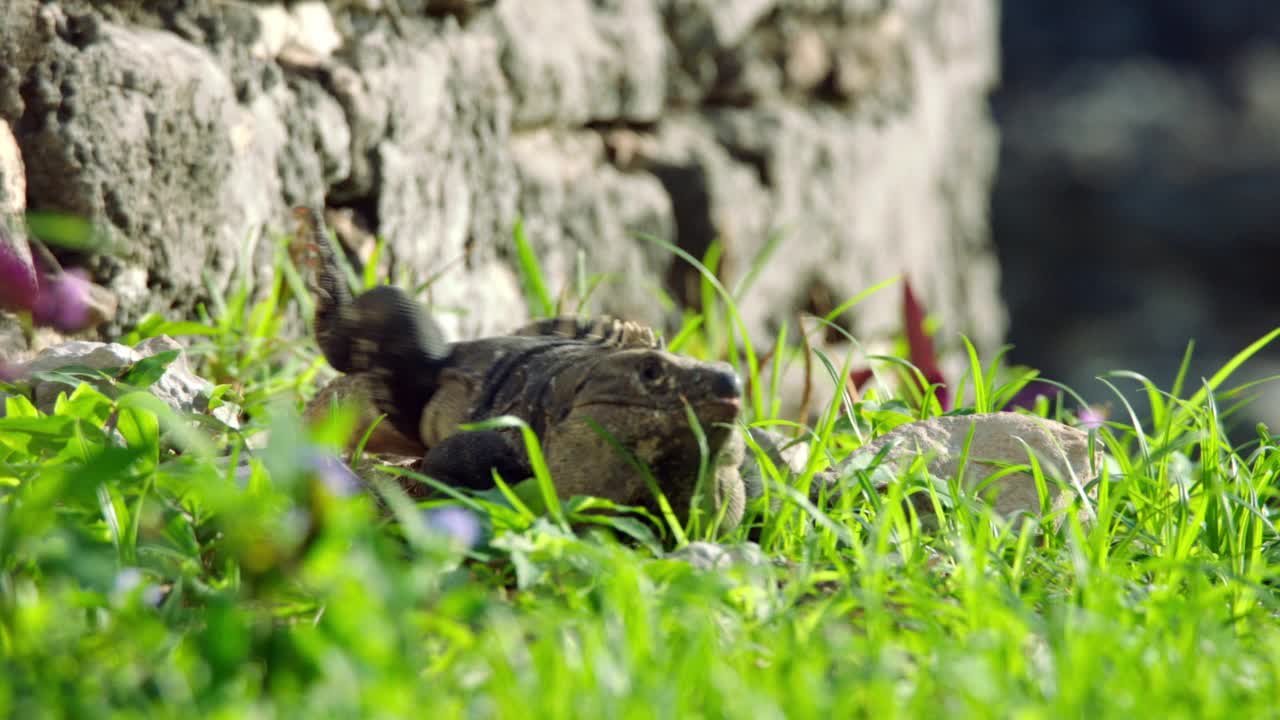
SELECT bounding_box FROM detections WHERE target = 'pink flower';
[30,268,95,333]
[0,361,21,383]
[1077,405,1108,431]
[0,224,38,312]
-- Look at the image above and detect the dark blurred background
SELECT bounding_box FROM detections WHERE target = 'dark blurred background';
[992,1,1280,432]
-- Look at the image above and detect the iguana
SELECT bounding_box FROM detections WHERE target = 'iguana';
[292,207,748,531]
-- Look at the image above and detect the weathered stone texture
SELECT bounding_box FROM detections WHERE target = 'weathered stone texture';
[2,335,241,428]
[847,412,1100,523]
[0,0,1006,357]
[0,119,23,217]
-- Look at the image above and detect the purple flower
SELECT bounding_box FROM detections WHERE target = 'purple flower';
[0,227,38,312]
[30,268,95,333]
[305,451,363,497]
[1078,405,1108,431]
[423,506,482,549]
[0,361,21,383]
[112,567,165,608]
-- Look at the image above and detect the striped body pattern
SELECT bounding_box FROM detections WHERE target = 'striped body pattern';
[294,207,748,530]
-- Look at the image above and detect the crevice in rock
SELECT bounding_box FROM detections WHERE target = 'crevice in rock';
[584,118,660,134]
[720,144,771,189]
[15,65,54,137]
[648,162,718,310]
[799,274,856,345]
[322,193,382,281]
[587,119,660,170]
[416,0,499,25]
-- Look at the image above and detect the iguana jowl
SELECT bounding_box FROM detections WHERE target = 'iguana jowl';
[294,207,748,530]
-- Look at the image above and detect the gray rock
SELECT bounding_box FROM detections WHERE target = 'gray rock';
[707,97,1004,351]
[492,0,666,128]
[0,119,23,216]
[739,413,1102,525]
[0,119,36,320]
[335,23,525,339]
[11,335,240,428]
[634,115,775,321]
[842,412,1101,522]
[509,128,676,327]
[11,18,280,331]
[666,540,770,571]
[277,76,352,206]
[0,0,1007,373]
[740,427,812,503]
[250,2,343,61]
[662,0,777,103]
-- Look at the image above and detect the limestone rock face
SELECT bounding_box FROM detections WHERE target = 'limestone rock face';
[0,119,24,217]
[0,0,1006,355]
[0,119,36,321]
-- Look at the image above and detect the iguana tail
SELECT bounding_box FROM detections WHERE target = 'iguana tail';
[292,206,358,371]
[292,207,451,442]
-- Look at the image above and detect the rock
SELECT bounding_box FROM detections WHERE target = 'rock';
[0,119,24,216]
[666,540,770,571]
[662,0,776,103]
[9,335,240,428]
[636,115,774,320]
[277,77,352,205]
[784,27,832,93]
[0,0,1007,372]
[334,23,524,339]
[829,11,910,106]
[492,0,666,128]
[707,97,1003,353]
[251,2,343,61]
[740,427,812,502]
[0,120,36,316]
[11,18,281,332]
[509,128,676,327]
[737,413,1101,525]
[842,412,1100,522]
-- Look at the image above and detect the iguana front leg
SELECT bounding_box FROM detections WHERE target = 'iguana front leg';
[413,430,532,495]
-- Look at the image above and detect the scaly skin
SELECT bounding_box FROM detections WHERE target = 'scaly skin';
[294,207,748,531]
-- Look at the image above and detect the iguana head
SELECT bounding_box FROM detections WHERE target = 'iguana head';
[569,348,742,418]
[547,348,745,528]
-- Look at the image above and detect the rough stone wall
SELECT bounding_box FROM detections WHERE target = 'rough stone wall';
[0,0,1005,361]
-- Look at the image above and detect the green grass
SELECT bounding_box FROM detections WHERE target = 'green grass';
[2,223,1280,719]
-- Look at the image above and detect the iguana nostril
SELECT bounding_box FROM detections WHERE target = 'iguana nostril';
[708,364,742,399]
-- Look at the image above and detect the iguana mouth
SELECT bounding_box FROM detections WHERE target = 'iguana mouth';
[702,396,740,411]
[571,395,740,418]
[686,395,742,423]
